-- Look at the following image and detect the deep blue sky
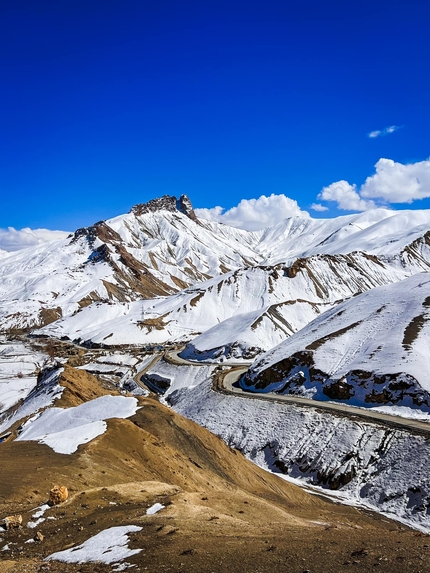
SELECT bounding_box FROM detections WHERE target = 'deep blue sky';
[2,0,430,230]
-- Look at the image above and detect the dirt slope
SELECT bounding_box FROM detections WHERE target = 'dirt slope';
[1,367,429,573]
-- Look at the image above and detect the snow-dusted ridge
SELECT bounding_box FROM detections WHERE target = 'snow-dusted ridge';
[39,247,430,351]
[2,197,430,341]
[243,273,430,413]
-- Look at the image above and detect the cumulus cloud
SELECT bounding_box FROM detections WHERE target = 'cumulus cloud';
[310,203,329,212]
[368,125,401,138]
[317,157,430,212]
[318,181,376,211]
[360,158,430,203]
[0,227,70,252]
[195,194,309,231]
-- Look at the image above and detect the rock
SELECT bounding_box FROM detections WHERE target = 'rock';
[34,531,44,542]
[49,485,68,505]
[3,515,22,529]
[131,194,198,221]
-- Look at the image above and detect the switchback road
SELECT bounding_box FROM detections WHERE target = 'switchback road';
[163,350,430,436]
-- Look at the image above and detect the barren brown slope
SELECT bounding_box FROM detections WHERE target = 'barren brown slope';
[0,366,429,573]
[55,363,122,407]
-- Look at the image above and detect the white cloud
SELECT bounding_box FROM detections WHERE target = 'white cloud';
[318,180,376,211]
[317,157,430,212]
[0,227,70,252]
[310,203,329,212]
[360,158,430,203]
[367,125,401,138]
[195,194,309,231]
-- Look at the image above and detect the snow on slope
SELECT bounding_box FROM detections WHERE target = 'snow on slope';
[142,359,215,396]
[169,375,430,531]
[0,195,263,332]
[47,525,142,564]
[3,197,430,336]
[42,248,430,352]
[17,395,138,454]
[0,235,114,330]
[243,273,430,412]
[0,365,64,435]
[179,303,328,361]
[257,208,430,264]
[0,337,46,414]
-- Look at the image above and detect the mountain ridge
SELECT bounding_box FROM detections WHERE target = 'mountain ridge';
[2,195,430,357]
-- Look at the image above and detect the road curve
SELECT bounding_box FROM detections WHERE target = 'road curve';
[166,349,252,368]
[133,353,163,392]
[160,350,430,436]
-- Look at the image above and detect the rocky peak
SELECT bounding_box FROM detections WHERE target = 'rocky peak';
[131,194,198,221]
[71,221,122,247]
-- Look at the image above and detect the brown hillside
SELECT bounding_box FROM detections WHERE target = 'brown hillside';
[0,366,428,573]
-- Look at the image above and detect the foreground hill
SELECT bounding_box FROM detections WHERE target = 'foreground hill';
[243,273,430,412]
[1,344,428,573]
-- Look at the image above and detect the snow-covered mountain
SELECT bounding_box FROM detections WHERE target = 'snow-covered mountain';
[40,249,429,349]
[2,195,430,357]
[0,195,261,331]
[243,273,430,412]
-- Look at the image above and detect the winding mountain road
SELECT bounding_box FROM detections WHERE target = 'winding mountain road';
[150,349,430,436]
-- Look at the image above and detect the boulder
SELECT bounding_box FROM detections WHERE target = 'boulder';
[49,485,68,505]
[3,515,22,529]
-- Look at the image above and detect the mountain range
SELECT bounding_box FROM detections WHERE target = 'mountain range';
[2,196,430,359]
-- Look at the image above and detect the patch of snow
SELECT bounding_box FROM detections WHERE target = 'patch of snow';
[32,504,50,519]
[46,525,142,564]
[146,503,165,515]
[96,353,138,367]
[27,517,45,529]
[16,395,139,454]
[111,563,137,571]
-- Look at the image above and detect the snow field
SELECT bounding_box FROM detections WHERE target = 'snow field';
[16,395,139,454]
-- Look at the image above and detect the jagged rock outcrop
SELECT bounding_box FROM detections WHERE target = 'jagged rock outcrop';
[72,221,122,247]
[131,194,198,221]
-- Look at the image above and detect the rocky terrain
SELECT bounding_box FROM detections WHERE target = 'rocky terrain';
[1,337,430,573]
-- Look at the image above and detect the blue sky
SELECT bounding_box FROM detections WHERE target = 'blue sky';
[1,0,430,233]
